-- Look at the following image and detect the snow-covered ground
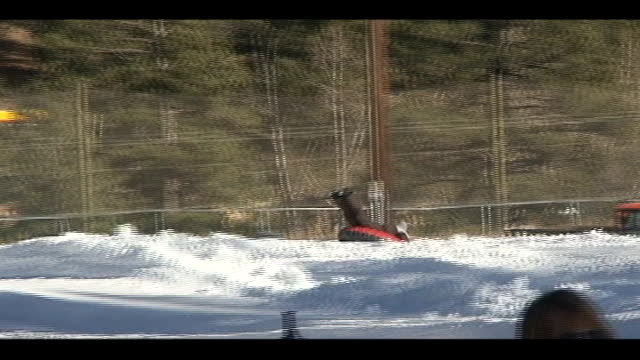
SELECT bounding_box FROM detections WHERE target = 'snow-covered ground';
[1,224,640,338]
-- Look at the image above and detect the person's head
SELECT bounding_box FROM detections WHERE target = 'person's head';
[516,289,614,339]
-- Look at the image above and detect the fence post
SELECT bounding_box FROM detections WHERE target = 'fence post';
[281,310,303,339]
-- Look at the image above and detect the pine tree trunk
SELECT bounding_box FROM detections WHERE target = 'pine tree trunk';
[75,82,93,232]
[489,27,510,234]
[153,20,180,214]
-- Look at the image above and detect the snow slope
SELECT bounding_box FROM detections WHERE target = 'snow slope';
[1,225,640,338]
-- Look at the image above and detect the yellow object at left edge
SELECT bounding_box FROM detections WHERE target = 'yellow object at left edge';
[0,110,25,122]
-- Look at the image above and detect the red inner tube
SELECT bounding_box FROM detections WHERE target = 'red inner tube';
[341,226,406,242]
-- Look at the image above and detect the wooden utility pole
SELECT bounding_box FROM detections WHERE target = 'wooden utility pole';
[365,19,393,226]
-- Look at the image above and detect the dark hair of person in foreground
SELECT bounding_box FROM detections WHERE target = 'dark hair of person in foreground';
[516,289,615,339]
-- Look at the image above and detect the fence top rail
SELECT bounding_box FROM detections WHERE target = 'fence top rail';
[0,197,627,222]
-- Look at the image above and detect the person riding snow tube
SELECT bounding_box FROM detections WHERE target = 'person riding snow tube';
[330,188,409,242]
